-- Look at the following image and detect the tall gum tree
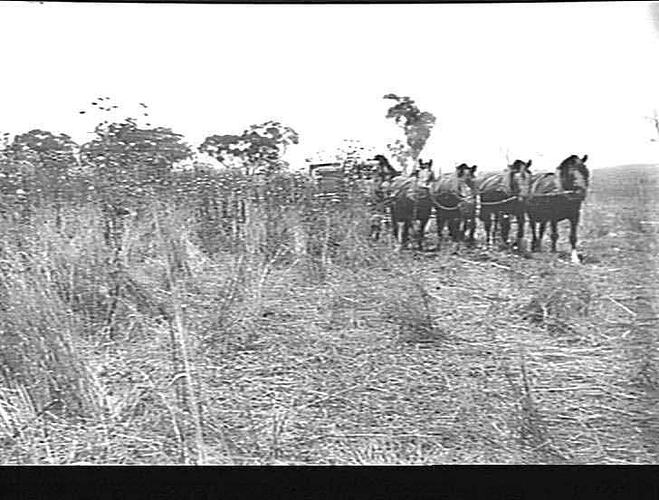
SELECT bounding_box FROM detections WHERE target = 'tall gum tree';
[383,94,437,174]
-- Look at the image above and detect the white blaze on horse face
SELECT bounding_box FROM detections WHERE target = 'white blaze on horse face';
[574,170,588,192]
[513,171,529,198]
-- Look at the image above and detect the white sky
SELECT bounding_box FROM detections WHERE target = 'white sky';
[0,1,658,172]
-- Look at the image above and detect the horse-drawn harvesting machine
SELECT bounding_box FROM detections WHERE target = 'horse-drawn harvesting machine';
[306,154,383,202]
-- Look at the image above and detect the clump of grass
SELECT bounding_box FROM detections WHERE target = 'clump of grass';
[0,237,100,420]
[382,274,442,344]
[519,266,594,336]
[502,351,568,464]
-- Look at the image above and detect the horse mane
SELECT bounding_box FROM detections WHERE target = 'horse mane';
[558,155,580,170]
[557,154,590,183]
[509,159,528,171]
[558,155,587,172]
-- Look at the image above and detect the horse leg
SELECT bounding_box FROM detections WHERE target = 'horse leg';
[537,220,548,252]
[436,214,444,251]
[500,213,511,248]
[369,214,381,241]
[447,217,456,241]
[550,220,558,253]
[450,218,461,254]
[413,220,420,251]
[390,209,399,243]
[401,220,411,251]
[394,220,405,252]
[404,221,412,250]
[482,212,492,249]
[467,217,476,246]
[452,219,461,241]
[417,217,429,251]
[529,217,539,252]
[514,211,525,250]
[569,214,580,264]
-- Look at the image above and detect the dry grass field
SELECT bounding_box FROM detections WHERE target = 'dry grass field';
[0,164,656,464]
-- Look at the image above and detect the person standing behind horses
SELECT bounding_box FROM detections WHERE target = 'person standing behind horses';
[367,154,402,241]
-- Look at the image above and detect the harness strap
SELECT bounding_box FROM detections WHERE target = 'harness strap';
[529,190,579,199]
[480,195,518,206]
[433,201,460,211]
[433,194,480,217]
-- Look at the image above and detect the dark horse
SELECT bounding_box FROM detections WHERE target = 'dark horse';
[525,154,590,264]
[431,164,479,252]
[386,158,436,251]
[476,159,532,250]
[366,154,402,241]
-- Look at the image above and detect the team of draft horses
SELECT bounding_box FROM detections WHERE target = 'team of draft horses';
[363,154,590,264]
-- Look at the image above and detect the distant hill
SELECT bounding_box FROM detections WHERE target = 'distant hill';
[593,163,658,172]
[589,163,659,199]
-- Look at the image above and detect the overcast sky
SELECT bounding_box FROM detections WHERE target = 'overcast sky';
[0,1,658,172]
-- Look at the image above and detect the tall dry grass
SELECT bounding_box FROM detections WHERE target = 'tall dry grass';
[0,165,656,463]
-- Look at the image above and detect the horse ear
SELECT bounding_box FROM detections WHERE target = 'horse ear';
[429,159,433,167]
[581,154,588,162]
[527,159,532,167]
[471,165,478,174]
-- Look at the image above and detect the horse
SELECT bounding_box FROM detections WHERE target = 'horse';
[476,159,532,250]
[385,158,435,251]
[525,154,590,264]
[365,154,402,241]
[431,164,479,252]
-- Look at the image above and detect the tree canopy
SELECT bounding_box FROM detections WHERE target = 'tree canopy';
[383,94,437,169]
[80,118,193,196]
[199,120,299,175]
[0,129,80,200]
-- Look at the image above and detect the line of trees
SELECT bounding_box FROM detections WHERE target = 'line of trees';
[0,94,438,227]
[0,114,307,217]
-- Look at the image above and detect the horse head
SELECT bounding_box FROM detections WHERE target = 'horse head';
[416,158,435,185]
[557,154,589,195]
[454,163,478,192]
[507,159,533,200]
